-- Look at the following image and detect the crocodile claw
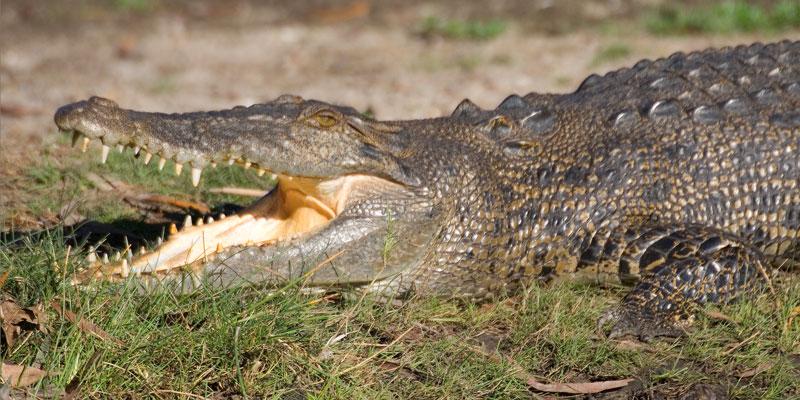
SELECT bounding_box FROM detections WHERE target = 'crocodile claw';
[597,304,687,342]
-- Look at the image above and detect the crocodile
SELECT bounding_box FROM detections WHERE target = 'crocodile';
[54,40,800,340]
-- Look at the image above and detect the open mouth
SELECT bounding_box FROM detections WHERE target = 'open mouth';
[65,132,388,284]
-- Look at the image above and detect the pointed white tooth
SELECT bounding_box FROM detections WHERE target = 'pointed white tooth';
[71,131,82,147]
[191,167,202,187]
[158,157,167,171]
[81,137,90,152]
[102,253,109,264]
[101,145,110,164]
[121,259,129,278]
[196,217,204,226]
[139,247,146,255]
[206,216,214,224]
[183,215,192,229]
[87,252,97,262]
[133,146,141,155]
[116,144,124,153]
[157,236,164,245]
[144,152,153,165]
[210,162,217,168]
[219,213,226,219]
[113,251,121,262]
[216,243,223,253]
[243,161,251,170]
[227,159,235,166]
[175,163,183,176]
[126,248,133,261]
[169,222,178,234]
[257,168,266,177]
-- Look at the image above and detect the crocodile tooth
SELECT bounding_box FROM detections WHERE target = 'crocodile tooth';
[210,162,217,168]
[138,247,147,255]
[175,163,183,176]
[101,145,110,164]
[81,137,90,152]
[183,215,192,229]
[158,157,167,170]
[219,213,226,219]
[243,161,251,170]
[113,251,121,262]
[71,131,82,147]
[191,167,202,187]
[133,146,141,155]
[206,216,214,224]
[102,253,109,264]
[126,248,133,261]
[121,259,130,278]
[157,236,164,245]
[196,217,204,226]
[215,243,223,253]
[257,168,266,177]
[86,252,97,262]
[169,223,178,235]
[227,159,235,166]
[116,144,124,153]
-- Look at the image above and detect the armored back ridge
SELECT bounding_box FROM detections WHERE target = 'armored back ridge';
[54,40,799,340]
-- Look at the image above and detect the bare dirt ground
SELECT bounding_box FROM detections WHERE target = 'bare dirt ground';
[2,0,797,219]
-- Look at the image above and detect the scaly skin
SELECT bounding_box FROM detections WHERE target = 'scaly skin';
[54,41,800,340]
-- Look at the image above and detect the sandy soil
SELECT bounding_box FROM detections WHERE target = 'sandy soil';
[1,1,797,211]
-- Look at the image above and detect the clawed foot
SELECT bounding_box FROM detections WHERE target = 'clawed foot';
[597,304,689,342]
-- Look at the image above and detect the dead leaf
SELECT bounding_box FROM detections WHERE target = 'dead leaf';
[736,362,774,378]
[527,377,635,394]
[309,0,370,24]
[0,271,9,288]
[1,363,47,388]
[704,309,736,324]
[612,339,648,351]
[50,301,124,346]
[0,296,46,349]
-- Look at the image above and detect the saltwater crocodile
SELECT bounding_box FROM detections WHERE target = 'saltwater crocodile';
[54,41,799,340]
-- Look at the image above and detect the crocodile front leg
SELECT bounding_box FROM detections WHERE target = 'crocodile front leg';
[596,225,771,341]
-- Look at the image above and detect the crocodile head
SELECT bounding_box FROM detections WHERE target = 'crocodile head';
[54,95,445,294]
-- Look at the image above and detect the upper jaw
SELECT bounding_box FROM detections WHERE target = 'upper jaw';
[54,96,418,188]
[54,96,306,183]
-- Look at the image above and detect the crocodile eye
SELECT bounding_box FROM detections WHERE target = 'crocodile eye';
[311,111,339,128]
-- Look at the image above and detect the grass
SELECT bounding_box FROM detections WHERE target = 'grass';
[591,43,632,67]
[1,141,799,398]
[646,0,800,35]
[417,17,507,41]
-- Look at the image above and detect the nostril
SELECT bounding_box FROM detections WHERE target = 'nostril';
[54,102,84,130]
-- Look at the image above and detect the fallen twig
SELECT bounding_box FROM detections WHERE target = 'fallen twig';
[134,194,210,214]
[527,377,635,394]
[207,187,267,197]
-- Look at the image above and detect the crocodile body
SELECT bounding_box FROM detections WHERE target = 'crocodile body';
[54,41,800,339]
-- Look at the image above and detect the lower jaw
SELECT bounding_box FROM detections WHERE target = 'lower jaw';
[75,177,338,283]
